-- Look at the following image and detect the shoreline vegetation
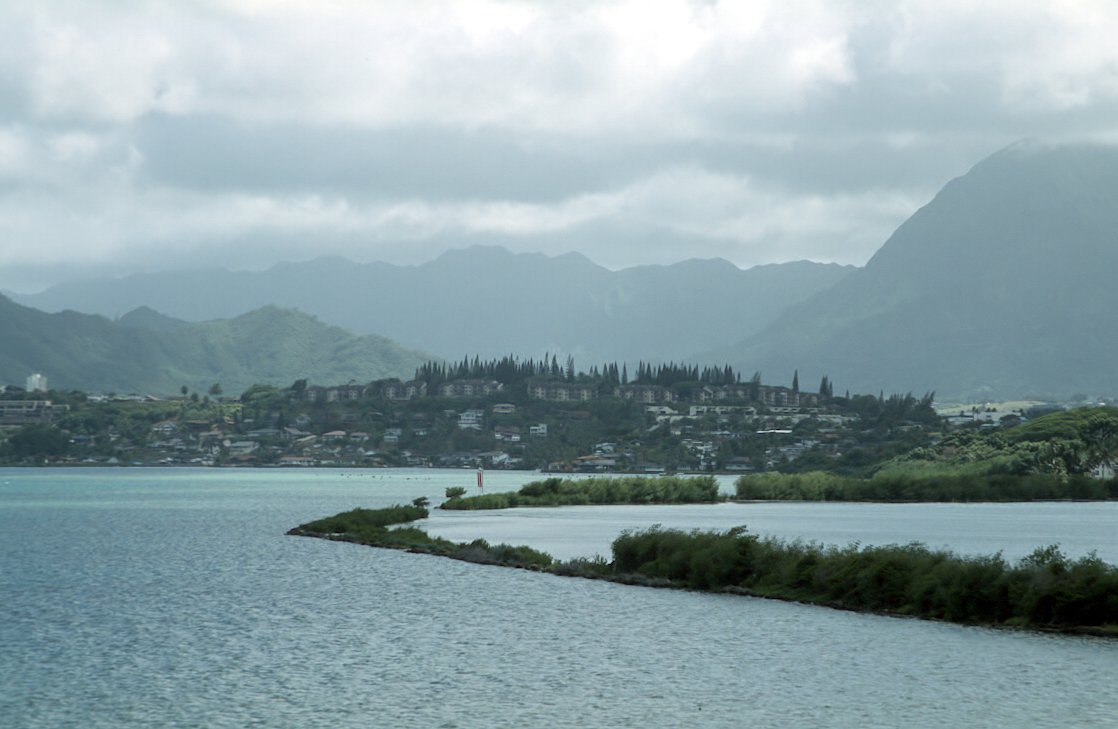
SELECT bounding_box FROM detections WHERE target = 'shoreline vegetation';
[440,475,725,510]
[289,504,1118,637]
[736,471,1118,502]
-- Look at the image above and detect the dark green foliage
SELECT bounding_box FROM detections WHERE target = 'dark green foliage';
[551,555,612,578]
[442,475,723,510]
[736,471,1118,502]
[296,504,428,536]
[413,354,743,392]
[291,505,553,570]
[865,406,1118,486]
[444,486,467,500]
[450,538,554,569]
[609,527,1118,631]
[2,425,70,459]
[743,408,1118,501]
[292,503,1118,633]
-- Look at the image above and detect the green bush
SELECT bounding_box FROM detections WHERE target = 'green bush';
[296,504,428,534]
[735,471,1118,502]
[294,506,553,569]
[608,526,1118,631]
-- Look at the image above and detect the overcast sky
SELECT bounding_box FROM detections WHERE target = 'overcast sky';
[3,0,1118,292]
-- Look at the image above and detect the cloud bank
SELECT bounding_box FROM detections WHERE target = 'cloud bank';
[3,0,1118,290]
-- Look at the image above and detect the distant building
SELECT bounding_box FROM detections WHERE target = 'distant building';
[304,384,366,403]
[615,385,675,404]
[724,457,756,472]
[458,409,485,430]
[26,373,47,393]
[279,455,316,467]
[0,400,69,426]
[528,382,596,401]
[382,379,428,401]
[226,441,258,457]
[438,380,502,398]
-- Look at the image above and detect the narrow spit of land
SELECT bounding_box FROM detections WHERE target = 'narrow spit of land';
[289,495,1118,637]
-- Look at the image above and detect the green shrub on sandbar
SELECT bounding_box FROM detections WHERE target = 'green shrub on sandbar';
[451,538,554,569]
[610,526,1118,631]
[290,504,1118,633]
[443,475,724,510]
[290,505,554,570]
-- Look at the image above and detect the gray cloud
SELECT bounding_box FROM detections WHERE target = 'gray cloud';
[3,1,1118,292]
[132,116,657,202]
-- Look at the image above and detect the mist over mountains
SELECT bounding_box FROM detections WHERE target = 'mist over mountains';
[14,249,853,366]
[7,142,1118,400]
[711,142,1118,400]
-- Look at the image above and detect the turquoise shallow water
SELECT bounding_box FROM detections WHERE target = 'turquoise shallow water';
[2,468,1117,728]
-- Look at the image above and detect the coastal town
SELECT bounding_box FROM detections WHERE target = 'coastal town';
[0,361,956,472]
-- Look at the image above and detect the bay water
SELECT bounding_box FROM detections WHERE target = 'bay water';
[2,468,1116,728]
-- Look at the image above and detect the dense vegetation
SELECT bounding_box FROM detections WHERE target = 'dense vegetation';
[736,471,1118,502]
[417,354,747,389]
[887,407,1118,478]
[295,504,430,535]
[441,475,724,510]
[293,503,1118,635]
[289,504,554,570]
[609,527,1118,632]
[735,408,1118,501]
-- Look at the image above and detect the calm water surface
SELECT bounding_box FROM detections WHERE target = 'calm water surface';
[2,468,1116,728]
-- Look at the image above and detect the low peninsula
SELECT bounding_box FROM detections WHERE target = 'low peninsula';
[289,501,1118,637]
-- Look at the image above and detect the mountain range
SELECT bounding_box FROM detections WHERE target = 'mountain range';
[0,297,429,394]
[710,141,1118,400]
[8,141,1118,400]
[13,248,853,365]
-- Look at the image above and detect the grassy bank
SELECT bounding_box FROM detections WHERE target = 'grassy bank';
[441,475,724,510]
[736,470,1118,502]
[291,505,1118,635]
[610,527,1118,633]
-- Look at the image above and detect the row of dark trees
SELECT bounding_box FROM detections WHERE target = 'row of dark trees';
[413,354,802,391]
[415,355,575,387]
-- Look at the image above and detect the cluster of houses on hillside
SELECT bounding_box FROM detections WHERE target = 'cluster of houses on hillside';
[304,377,820,408]
[0,399,70,426]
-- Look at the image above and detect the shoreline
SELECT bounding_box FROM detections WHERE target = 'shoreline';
[289,528,1118,639]
[290,503,1118,639]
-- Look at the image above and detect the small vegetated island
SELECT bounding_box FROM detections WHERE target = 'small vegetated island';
[290,477,1118,636]
[440,475,725,510]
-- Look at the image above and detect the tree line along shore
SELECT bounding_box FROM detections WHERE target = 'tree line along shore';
[289,477,1118,636]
